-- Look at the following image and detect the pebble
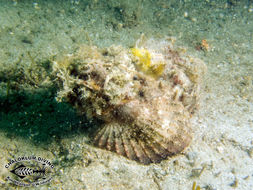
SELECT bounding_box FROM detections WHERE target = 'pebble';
[216,146,224,153]
[186,151,197,161]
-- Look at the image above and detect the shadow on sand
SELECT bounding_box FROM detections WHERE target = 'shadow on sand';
[0,87,92,146]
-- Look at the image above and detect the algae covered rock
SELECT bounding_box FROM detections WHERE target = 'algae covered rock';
[53,38,206,164]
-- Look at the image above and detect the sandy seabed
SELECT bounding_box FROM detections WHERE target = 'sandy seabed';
[0,0,252,189]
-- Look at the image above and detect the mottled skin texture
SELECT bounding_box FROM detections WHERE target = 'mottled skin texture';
[92,74,192,164]
[54,41,205,164]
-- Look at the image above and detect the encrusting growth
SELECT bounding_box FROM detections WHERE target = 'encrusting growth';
[131,47,165,78]
[53,38,206,164]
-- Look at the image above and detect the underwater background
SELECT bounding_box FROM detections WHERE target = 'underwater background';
[0,0,253,189]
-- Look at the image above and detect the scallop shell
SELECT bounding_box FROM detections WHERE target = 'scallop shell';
[54,39,206,164]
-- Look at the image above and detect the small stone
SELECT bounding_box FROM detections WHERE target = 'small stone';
[216,146,224,153]
[191,17,197,22]
[186,152,197,161]
[230,178,238,188]
[246,147,253,158]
